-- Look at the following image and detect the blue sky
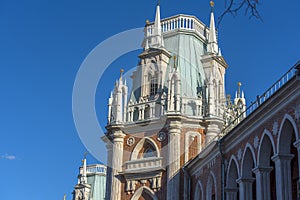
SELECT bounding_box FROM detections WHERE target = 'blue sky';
[0,0,299,199]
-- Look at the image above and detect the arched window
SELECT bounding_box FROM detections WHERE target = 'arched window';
[141,141,156,158]
[131,137,160,160]
[150,74,158,96]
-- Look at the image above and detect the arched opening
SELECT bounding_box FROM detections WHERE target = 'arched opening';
[133,107,139,121]
[131,137,159,160]
[257,133,276,200]
[206,172,217,200]
[194,181,204,200]
[140,141,156,159]
[276,118,299,199]
[131,186,158,200]
[144,105,150,119]
[240,146,256,200]
[225,157,239,200]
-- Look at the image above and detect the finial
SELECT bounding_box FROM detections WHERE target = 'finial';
[120,69,124,80]
[157,0,160,6]
[210,1,215,8]
[146,19,150,25]
[63,194,66,200]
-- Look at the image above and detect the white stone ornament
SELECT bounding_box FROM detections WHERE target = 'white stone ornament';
[254,136,259,149]
[237,149,242,161]
[272,121,279,136]
[295,105,300,121]
[157,132,166,142]
[127,137,135,146]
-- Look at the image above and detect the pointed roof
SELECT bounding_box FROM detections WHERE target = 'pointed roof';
[207,1,218,54]
[150,3,164,48]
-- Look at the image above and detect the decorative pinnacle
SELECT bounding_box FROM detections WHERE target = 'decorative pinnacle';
[210,0,215,8]
[173,55,177,69]
[146,19,150,25]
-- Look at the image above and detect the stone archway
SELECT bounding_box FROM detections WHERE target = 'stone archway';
[206,171,217,200]
[255,131,276,200]
[274,116,299,199]
[225,156,239,200]
[194,181,204,200]
[239,145,256,200]
[131,186,158,200]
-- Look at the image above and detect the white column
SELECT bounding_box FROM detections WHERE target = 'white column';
[105,142,113,200]
[205,123,219,144]
[272,154,294,200]
[237,178,254,200]
[150,105,155,118]
[138,108,142,120]
[224,188,238,200]
[167,120,181,200]
[110,130,125,200]
[252,166,273,200]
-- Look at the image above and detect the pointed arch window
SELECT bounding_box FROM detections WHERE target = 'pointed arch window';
[137,140,157,159]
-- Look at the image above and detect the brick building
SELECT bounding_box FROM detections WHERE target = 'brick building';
[102,2,300,200]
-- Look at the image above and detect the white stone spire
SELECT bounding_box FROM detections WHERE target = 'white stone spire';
[207,1,218,54]
[81,153,88,184]
[151,3,164,48]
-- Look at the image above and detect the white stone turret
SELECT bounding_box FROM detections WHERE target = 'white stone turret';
[81,156,87,184]
[108,69,128,124]
[72,155,91,200]
[234,82,246,119]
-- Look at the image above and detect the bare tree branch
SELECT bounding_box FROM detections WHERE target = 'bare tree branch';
[217,0,262,28]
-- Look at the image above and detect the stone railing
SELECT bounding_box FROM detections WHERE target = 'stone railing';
[124,157,163,172]
[79,164,107,175]
[145,14,209,40]
[220,61,300,137]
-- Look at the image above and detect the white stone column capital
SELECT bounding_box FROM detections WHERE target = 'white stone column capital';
[112,130,126,143]
[271,153,294,162]
[224,187,239,193]
[293,140,300,148]
[236,177,255,184]
[252,166,273,174]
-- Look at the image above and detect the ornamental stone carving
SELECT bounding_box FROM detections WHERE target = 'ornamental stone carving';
[127,137,135,146]
[272,121,279,136]
[157,132,166,142]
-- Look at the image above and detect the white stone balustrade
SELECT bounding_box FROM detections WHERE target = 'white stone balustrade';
[124,157,163,172]
[145,15,209,40]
